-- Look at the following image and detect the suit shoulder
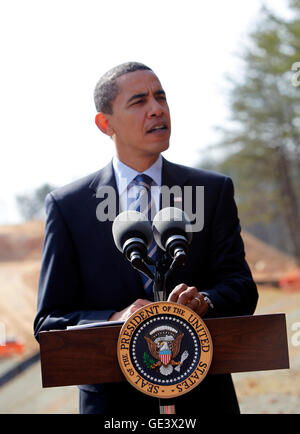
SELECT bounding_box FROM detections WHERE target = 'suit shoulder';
[165,159,231,185]
[48,170,100,204]
[190,166,229,183]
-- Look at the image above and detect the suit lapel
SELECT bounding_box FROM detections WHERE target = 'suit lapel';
[161,158,197,293]
[88,160,118,202]
[88,160,145,299]
[160,158,189,214]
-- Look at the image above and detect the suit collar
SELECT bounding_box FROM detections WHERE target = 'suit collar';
[88,156,190,195]
[112,154,163,195]
[161,157,190,187]
[88,160,116,193]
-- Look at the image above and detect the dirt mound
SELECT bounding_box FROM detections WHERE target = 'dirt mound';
[242,231,298,282]
[0,221,45,358]
[0,221,44,262]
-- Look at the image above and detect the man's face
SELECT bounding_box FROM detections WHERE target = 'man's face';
[105,70,171,163]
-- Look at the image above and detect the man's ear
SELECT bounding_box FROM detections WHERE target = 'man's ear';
[95,113,113,136]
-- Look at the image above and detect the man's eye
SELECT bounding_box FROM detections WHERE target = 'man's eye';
[131,100,143,106]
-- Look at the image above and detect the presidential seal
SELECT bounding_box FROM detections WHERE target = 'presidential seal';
[117,301,213,399]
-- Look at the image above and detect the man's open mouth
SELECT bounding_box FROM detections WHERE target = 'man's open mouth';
[147,124,168,134]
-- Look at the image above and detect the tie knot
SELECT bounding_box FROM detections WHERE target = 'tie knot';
[133,174,153,190]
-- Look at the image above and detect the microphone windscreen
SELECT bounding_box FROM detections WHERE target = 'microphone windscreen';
[152,207,192,250]
[112,210,153,252]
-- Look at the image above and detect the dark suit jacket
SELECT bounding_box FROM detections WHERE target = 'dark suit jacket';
[34,157,258,414]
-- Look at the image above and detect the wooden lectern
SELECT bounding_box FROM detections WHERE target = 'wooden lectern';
[39,313,289,388]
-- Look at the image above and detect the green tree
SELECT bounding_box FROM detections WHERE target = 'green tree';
[16,183,56,221]
[202,1,300,261]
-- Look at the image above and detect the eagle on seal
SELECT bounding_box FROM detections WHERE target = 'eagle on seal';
[144,333,187,376]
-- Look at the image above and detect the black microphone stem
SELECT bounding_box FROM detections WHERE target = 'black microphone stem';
[152,255,169,302]
[153,269,165,302]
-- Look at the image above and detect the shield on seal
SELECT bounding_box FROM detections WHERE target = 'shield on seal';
[159,348,172,366]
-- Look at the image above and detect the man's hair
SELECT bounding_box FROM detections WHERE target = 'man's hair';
[94,62,153,114]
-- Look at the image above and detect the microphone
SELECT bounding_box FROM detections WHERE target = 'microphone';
[112,210,154,279]
[152,207,192,268]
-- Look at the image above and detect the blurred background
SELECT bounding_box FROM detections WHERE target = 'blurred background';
[0,0,300,413]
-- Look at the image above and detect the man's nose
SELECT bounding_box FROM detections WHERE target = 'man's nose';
[147,98,164,117]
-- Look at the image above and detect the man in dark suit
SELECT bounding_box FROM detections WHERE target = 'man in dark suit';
[34,62,258,414]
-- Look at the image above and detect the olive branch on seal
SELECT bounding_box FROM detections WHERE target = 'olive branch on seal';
[143,352,155,369]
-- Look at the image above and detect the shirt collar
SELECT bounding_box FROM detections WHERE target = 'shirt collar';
[112,154,162,195]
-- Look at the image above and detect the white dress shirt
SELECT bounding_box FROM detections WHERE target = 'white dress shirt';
[112,154,162,216]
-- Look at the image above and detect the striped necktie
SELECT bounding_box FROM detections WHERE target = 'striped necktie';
[128,174,157,299]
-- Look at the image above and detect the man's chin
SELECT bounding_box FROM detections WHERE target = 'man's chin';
[161,144,170,154]
[150,140,170,153]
